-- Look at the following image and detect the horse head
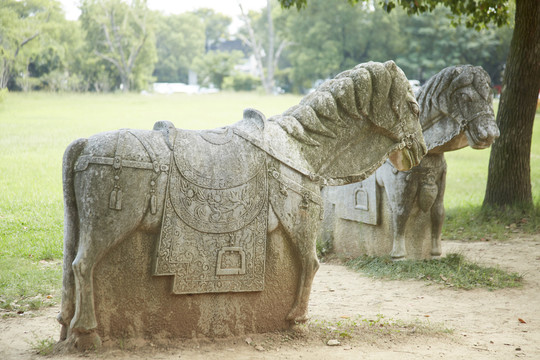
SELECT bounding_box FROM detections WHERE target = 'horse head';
[269,61,426,184]
[352,61,426,172]
[418,65,500,152]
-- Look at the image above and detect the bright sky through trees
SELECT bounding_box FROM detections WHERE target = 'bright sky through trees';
[59,0,267,21]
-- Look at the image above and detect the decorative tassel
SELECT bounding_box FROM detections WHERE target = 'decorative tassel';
[115,189,123,210]
[109,190,117,209]
[150,193,157,215]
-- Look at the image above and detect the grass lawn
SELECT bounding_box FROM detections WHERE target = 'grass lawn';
[0,92,538,313]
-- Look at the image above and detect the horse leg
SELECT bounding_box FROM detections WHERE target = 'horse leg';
[268,195,320,324]
[430,166,447,258]
[387,173,418,260]
[68,171,152,349]
[57,139,87,341]
[69,220,141,350]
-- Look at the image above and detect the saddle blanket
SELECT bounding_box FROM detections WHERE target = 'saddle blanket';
[153,127,268,294]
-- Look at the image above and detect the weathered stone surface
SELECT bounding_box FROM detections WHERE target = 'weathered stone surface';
[56,61,426,350]
[322,65,499,260]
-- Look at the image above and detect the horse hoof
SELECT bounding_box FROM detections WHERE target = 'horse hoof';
[290,322,309,335]
[390,253,406,261]
[74,331,102,351]
[431,249,442,258]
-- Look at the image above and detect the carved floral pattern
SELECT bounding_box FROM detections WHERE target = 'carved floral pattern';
[153,129,268,294]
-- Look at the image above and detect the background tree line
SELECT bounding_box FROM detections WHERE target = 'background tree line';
[1,0,513,94]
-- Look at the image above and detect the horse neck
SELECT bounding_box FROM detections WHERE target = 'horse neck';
[420,104,463,152]
[306,120,401,184]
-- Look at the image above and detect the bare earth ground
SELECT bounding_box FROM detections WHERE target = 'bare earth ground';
[1,234,539,359]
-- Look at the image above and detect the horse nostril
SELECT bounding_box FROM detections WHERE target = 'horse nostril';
[478,127,488,140]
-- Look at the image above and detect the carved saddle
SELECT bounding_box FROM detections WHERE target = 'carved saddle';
[154,110,269,294]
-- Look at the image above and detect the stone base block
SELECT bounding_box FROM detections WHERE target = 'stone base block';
[91,231,298,343]
[328,190,433,260]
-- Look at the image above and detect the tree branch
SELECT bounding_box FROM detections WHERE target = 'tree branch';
[239,4,268,90]
[274,40,290,72]
[94,50,121,69]
[14,32,40,58]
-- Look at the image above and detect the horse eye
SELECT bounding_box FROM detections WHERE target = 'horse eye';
[409,102,420,116]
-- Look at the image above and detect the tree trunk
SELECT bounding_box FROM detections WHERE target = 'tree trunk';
[483,0,540,208]
[265,0,275,94]
[0,59,11,89]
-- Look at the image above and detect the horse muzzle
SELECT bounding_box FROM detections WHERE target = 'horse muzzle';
[389,133,427,171]
[466,116,500,149]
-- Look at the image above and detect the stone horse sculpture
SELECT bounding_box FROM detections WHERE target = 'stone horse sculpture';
[322,65,499,260]
[57,61,426,349]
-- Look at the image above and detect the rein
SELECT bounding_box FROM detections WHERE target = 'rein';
[422,103,493,133]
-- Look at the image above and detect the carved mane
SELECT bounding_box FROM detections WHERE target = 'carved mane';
[267,61,418,184]
[268,61,411,146]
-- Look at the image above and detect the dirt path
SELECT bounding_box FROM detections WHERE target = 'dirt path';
[1,235,539,359]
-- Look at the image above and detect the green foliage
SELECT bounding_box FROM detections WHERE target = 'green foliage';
[80,0,157,91]
[153,12,205,83]
[279,0,512,29]
[222,73,262,91]
[193,50,244,89]
[277,1,512,90]
[193,8,232,52]
[346,253,523,290]
[0,0,64,89]
[279,0,385,90]
[395,6,510,82]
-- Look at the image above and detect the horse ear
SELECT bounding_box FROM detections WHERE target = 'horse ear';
[384,60,397,74]
[448,67,472,95]
[243,108,266,131]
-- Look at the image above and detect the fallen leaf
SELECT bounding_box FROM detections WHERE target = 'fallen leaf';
[518,318,527,324]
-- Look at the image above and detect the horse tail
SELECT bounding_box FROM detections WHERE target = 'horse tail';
[57,138,87,337]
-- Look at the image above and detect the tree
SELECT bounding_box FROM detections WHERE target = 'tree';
[0,0,60,89]
[279,1,404,91]
[280,0,540,209]
[192,50,243,89]
[193,8,232,53]
[238,0,290,94]
[395,6,508,83]
[483,0,539,208]
[153,12,205,83]
[80,0,156,92]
